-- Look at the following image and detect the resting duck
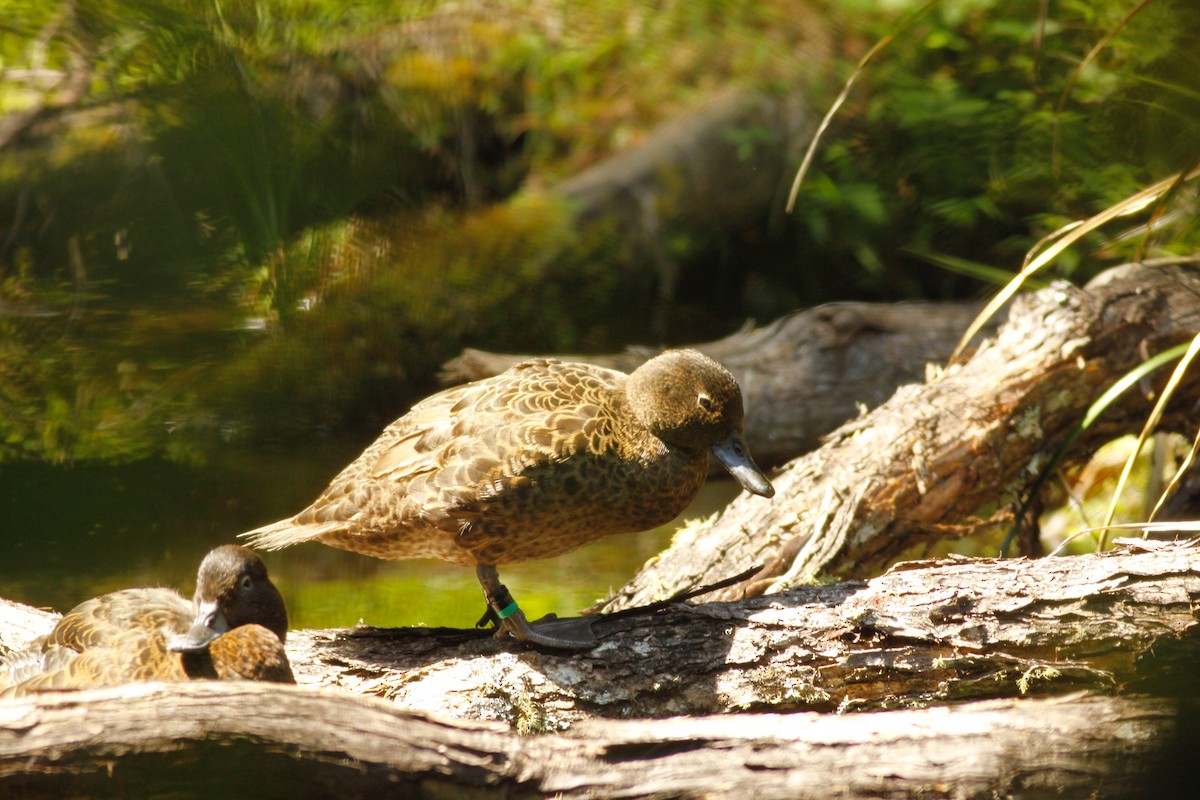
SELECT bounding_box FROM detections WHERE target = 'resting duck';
[1,545,292,695]
[244,349,774,648]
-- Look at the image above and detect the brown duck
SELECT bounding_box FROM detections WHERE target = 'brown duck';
[243,349,774,648]
[1,545,292,695]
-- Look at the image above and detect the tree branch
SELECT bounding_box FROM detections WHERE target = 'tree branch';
[0,682,1189,799]
[600,263,1200,610]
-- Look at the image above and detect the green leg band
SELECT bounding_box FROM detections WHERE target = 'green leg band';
[496,600,520,620]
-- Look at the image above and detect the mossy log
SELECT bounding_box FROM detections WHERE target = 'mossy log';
[2,540,1199,797]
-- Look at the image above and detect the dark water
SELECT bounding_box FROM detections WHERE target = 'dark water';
[0,443,740,630]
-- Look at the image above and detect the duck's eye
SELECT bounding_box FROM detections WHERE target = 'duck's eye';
[698,395,715,413]
[240,575,253,591]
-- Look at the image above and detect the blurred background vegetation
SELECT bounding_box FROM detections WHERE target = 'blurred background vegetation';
[1,0,1198,624]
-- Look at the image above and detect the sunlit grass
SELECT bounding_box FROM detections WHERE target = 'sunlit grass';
[1040,434,1187,555]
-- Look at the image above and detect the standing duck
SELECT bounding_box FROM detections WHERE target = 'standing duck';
[1,545,292,695]
[243,349,774,648]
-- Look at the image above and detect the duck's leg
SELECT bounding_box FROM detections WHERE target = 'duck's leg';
[475,565,597,649]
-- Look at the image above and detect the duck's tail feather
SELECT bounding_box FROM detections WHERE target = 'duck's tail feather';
[240,519,342,551]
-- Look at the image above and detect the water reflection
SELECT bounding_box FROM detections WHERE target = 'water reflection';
[0,443,740,630]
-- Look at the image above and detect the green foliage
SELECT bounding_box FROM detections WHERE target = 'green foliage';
[2,0,1198,461]
[210,192,634,436]
[0,0,816,459]
[789,0,1200,292]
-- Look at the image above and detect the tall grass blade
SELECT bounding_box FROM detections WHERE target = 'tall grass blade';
[904,249,1050,289]
[1096,332,1200,548]
[785,0,940,214]
[951,168,1200,363]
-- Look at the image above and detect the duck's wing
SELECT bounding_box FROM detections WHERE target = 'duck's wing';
[48,588,192,652]
[243,360,625,550]
[0,637,59,690]
[0,646,82,695]
[2,633,180,695]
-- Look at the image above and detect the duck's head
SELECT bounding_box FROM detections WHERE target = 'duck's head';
[626,349,774,498]
[168,545,289,653]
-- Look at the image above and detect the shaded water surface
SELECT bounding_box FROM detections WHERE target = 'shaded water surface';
[0,443,739,630]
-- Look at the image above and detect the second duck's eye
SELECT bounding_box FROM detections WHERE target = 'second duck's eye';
[240,575,253,590]
[698,395,715,413]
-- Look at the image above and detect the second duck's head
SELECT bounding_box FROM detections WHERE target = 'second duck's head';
[168,545,289,653]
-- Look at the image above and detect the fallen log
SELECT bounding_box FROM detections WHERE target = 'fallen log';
[599,262,1200,610]
[5,540,1198,728]
[0,682,1190,799]
[282,539,1200,725]
[3,537,1198,797]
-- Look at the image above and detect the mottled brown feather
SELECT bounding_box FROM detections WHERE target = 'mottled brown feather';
[243,350,759,567]
[0,546,292,696]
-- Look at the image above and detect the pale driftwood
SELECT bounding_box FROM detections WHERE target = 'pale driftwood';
[5,540,1199,730]
[597,263,1200,611]
[441,299,988,466]
[0,682,1189,798]
[0,600,55,656]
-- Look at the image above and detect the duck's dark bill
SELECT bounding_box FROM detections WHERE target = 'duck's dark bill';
[710,430,774,498]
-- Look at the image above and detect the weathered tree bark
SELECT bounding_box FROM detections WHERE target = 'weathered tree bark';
[0,685,1190,800]
[4,540,1198,796]
[441,299,989,466]
[594,263,1200,611]
[5,541,1198,727]
[275,540,1200,726]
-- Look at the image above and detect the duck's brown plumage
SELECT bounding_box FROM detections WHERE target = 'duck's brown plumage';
[243,349,773,647]
[0,545,292,695]
[245,350,768,564]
